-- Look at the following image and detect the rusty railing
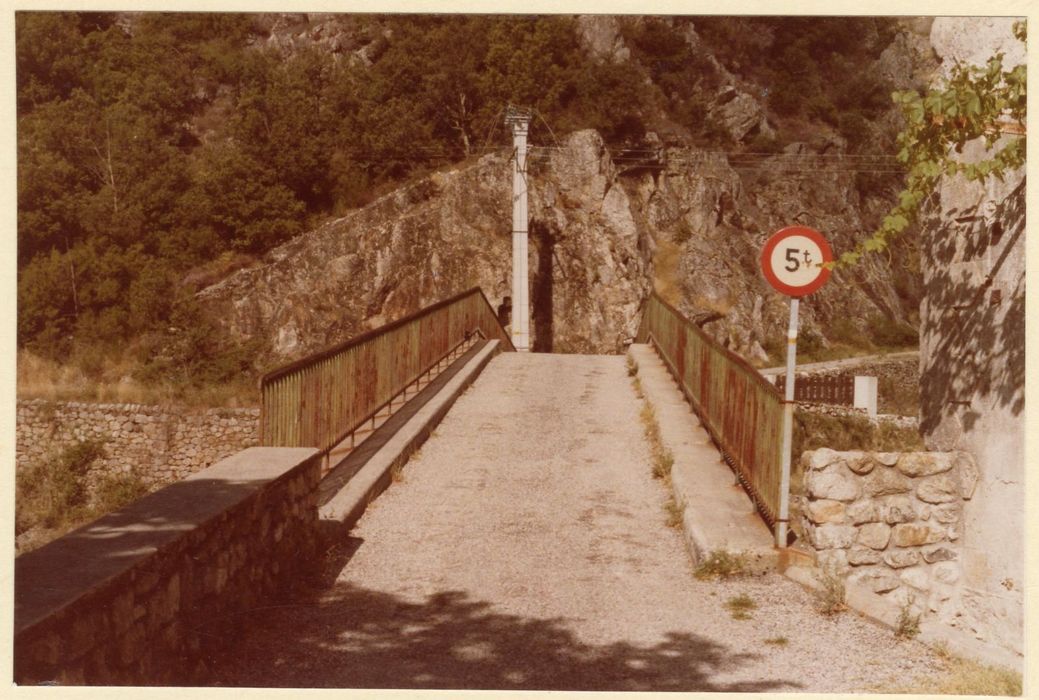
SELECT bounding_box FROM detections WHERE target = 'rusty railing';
[774,373,855,405]
[636,294,786,525]
[259,288,513,455]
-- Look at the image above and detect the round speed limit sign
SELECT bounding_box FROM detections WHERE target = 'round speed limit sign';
[760,226,833,297]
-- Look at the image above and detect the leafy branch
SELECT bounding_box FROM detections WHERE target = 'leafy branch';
[833,21,1026,267]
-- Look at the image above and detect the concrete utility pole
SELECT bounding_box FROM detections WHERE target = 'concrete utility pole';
[505,105,532,352]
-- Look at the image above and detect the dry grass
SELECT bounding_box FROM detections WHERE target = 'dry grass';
[878,651,1023,696]
[816,567,848,616]
[895,596,921,640]
[725,593,757,620]
[694,549,750,580]
[17,350,257,408]
[764,636,789,646]
[652,239,683,306]
[664,495,685,528]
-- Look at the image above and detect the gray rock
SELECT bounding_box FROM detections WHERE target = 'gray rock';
[922,546,958,563]
[853,570,901,594]
[863,467,912,497]
[806,470,861,502]
[895,452,954,477]
[891,523,946,547]
[857,522,892,550]
[879,495,917,524]
[916,473,960,504]
[847,546,882,566]
[883,549,920,568]
[847,500,879,524]
[809,523,858,549]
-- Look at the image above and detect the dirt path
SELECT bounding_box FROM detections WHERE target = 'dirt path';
[210,353,942,692]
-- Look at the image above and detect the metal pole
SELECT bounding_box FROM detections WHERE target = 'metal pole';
[776,296,799,547]
[506,107,531,352]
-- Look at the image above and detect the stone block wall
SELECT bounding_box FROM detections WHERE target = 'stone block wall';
[16,399,260,485]
[799,448,978,624]
[14,447,321,686]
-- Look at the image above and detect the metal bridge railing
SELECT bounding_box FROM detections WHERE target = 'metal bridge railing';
[636,294,786,526]
[259,288,514,456]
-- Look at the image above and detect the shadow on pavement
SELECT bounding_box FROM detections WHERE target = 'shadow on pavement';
[201,574,801,692]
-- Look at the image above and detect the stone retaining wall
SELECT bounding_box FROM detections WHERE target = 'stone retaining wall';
[799,447,978,624]
[16,399,260,485]
[14,447,321,685]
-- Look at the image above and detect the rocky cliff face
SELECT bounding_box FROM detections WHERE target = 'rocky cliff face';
[199,126,920,365]
[196,15,933,365]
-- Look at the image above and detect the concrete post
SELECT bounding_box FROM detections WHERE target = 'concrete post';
[854,375,878,417]
[505,106,531,352]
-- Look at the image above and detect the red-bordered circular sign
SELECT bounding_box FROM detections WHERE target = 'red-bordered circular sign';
[760,226,833,297]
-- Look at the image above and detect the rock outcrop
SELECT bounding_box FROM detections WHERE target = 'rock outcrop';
[199,128,920,366]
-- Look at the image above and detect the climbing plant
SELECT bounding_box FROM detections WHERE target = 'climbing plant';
[835,21,1026,267]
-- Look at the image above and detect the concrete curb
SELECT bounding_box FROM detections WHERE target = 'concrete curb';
[318,340,501,540]
[627,344,777,573]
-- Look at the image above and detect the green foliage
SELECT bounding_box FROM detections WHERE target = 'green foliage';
[867,314,919,348]
[792,409,925,462]
[16,438,106,534]
[836,22,1026,267]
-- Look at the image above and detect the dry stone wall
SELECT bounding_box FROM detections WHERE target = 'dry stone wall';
[799,448,978,625]
[16,400,260,485]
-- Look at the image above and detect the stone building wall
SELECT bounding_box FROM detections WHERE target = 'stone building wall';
[916,17,1025,659]
[14,448,321,685]
[799,448,978,628]
[16,399,260,486]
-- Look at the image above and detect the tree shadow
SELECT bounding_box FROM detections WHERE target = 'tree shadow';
[202,578,801,692]
[918,177,1025,439]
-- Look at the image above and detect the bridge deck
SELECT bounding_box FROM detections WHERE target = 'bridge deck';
[211,353,942,691]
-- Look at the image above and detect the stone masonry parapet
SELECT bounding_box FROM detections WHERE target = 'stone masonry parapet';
[799,447,977,625]
[14,446,321,685]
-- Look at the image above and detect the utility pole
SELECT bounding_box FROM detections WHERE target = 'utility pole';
[505,105,532,352]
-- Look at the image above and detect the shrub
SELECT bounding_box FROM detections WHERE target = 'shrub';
[16,439,106,534]
[868,314,919,348]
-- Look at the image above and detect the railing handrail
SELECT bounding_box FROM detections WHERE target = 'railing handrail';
[638,293,783,399]
[260,287,514,387]
[636,292,785,526]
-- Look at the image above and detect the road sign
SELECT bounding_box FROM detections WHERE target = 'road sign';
[760,226,833,297]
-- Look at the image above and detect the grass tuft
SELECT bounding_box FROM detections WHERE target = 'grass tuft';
[694,549,750,580]
[816,567,847,616]
[895,596,921,640]
[725,593,757,620]
[664,496,685,528]
[764,636,789,646]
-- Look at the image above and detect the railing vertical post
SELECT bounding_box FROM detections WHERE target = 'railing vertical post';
[776,297,799,548]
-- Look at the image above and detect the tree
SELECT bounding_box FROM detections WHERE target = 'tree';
[836,22,1026,267]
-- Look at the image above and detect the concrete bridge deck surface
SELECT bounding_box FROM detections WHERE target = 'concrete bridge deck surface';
[211,352,943,692]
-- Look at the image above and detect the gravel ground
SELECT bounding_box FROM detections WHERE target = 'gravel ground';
[210,352,944,691]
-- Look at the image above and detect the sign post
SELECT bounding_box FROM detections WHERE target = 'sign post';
[760,226,833,547]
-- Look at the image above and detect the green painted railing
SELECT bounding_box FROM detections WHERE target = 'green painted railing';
[260,288,513,454]
[636,294,786,525]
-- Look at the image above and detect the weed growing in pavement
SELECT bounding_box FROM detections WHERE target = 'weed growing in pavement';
[390,461,405,483]
[664,496,685,528]
[725,594,757,620]
[895,596,921,640]
[816,567,848,616]
[764,636,789,646]
[626,355,638,377]
[694,549,750,580]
